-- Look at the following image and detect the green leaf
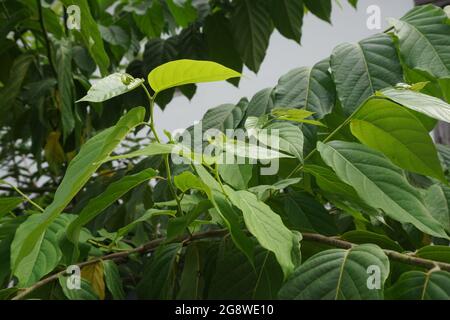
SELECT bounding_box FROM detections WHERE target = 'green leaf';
[103,260,125,300]
[331,34,403,114]
[66,168,158,247]
[246,88,274,118]
[230,0,273,72]
[271,108,325,126]
[60,0,110,75]
[10,107,146,281]
[218,164,253,190]
[423,184,450,233]
[99,25,129,48]
[269,0,303,42]
[304,0,332,23]
[201,103,244,132]
[317,141,449,239]
[279,244,389,299]
[208,240,284,299]
[0,54,33,117]
[282,192,338,236]
[11,214,75,286]
[204,12,243,86]
[148,59,241,94]
[225,188,300,277]
[174,171,206,193]
[56,39,75,139]
[0,197,23,219]
[132,1,164,38]
[59,275,98,300]
[350,97,445,181]
[117,209,176,239]
[77,73,144,103]
[137,243,182,299]
[166,0,197,27]
[390,5,450,78]
[340,230,403,252]
[194,165,255,263]
[274,59,335,119]
[416,245,450,264]
[386,270,450,300]
[380,87,450,123]
[248,178,301,200]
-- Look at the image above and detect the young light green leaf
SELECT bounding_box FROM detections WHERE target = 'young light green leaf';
[248,178,301,200]
[317,141,449,239]
[271,108,325,126]
[225,187,300,277]
[11,107,146,280]
[174,171,206,193]
[77,73,144,103]
[148,59,241,94]
[106,143,175,162]
[380,88,450,123]
[279,244,390,299]
[350,97,445,181]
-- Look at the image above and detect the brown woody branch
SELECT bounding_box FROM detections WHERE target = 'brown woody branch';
[12,230,450,300]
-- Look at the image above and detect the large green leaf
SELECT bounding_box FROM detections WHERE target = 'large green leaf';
[225,187,300,277]
[279,244,390,300]
[12,214,75,286]
[423,184,450,233]
[390,5,450,78]
[10,107,146,281]
[66,168,158,246]
[166,0,197,28]
[246,88,274,118]
[303,0,332,23]
[218,164,253,190]
[148,59,240,94]
[317,141,449,239]
[204,12,243,86]
[274,59,335,119]
[269,0,303,42]
[103,260,125,300]
[416,245,450,264]
[350,98,445,181]
[230,0,273,72]
[331,34,403,114]
[77,73,144,103]
[380,88,450,123]
[386,270,450,300]
[60,0,110,75]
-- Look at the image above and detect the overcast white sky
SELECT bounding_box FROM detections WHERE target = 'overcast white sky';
[153,0,414,137]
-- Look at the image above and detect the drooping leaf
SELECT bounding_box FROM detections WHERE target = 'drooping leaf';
[60,0,110,75]
[423,184,450,233]
[274,59,335,119]
[380,87,450,123]
[77,73,144,103]
[106,143,175,162]
[10,107,146,281]
[331,34,403,114]
[230,0,273,72]
[225,187,300,277]
[58,276,98,300]
[340,230,403,252]
[279,244,390,299]
[116,209,176,239]
[317,141,449,239]
[350,97,445,181]
[103,260,125,300]
[0,197,23,219]
[390,5,450,78]
[82,262,105,300]
[148,59,240,94]
[416,245,450,264]
[269,0,303,42]
[99,25,130,48]
[386,270,450,300]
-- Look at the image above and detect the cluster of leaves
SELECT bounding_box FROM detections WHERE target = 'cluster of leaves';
[2,3,450,301]
[0,0,350,193]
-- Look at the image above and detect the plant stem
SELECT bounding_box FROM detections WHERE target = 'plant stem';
[0,180,44,212]
[13,229,450,300]
[140,84,182,214]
